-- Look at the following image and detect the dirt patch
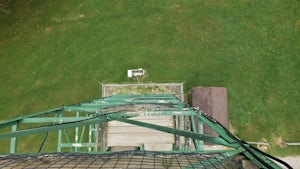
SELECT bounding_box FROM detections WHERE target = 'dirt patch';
[274,137,286,148]
[295,19,300,32]
[245,123,257,135]
[296,19,300,26]
[45,26,53,33]
[229,122,237,134]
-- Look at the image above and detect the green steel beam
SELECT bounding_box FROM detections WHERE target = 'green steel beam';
[91,94,186,106]
[75,112,79,152]
[241,143,282,169]
[195,113,237,144]
[64,107,101,113]
[63,103,186,112]
[94,123,99,152]
[0,94,285,169]
[57,129,62,152]
[20,117,92,123]
[76,103,187,109]
[195,112,282,169]
[120,110,196,117]
[197,116,204,150]
[0,108,63,129]
[63,129,72,152]
[62,107,197,116]
[107,115,239,148]
[79,126,86,146]
[9,124,18,153]
[57,113,63,152]
[0,115,110,139]
[190,115,200,150]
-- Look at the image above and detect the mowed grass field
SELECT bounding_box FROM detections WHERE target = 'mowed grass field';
[0,0,299,156]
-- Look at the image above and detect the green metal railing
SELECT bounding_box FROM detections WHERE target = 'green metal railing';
[0,94,290,169]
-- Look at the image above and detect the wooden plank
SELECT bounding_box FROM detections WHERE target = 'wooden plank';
[108,119,174,127]
[130,116,174,120]
[109,146,138,151]
[144,144,173,151]
[107,134,175,146]
[107,126,171,134]
[107,116,176,150]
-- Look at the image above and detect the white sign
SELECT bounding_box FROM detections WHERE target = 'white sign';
[127,68,145,78]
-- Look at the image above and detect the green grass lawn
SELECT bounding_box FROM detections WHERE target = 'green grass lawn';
[0,0,299,156]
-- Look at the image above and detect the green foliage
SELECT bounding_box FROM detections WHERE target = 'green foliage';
[0,0,299,155]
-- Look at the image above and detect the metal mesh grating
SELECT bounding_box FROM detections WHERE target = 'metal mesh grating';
[0,151,244,169]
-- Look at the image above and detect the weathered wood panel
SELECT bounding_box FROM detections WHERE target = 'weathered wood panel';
[192,87,229,137]
[107,115,175,150]
[108,116,174,127]
[107,126,172,134]
[107,134,174,146]
[144,143,173,151]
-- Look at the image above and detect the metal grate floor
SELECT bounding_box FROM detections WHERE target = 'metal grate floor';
[0,151,244,169]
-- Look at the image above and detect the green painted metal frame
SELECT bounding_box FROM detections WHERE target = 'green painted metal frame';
[107,114,238,148]
[0,94,284,169]
[9,124,18,153]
